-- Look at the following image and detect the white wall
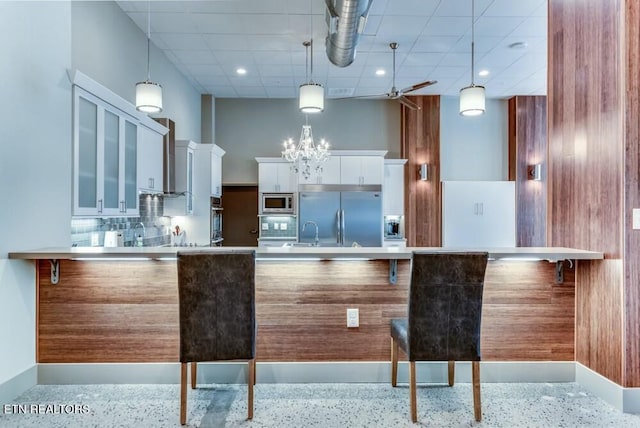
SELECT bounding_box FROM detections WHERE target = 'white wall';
[0,0,72,395]
[440,96,508,180]
[216,98,401,184]
[71,1,201,141]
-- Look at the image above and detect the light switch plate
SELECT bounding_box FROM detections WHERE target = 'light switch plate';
[634,209,640,230]
[262,223,269,230]
[347,308,359,328]
[273,223,280,230]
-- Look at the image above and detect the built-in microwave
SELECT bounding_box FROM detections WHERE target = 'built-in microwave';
[261,193,295,214]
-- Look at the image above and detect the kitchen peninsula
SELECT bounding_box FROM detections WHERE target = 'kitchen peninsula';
[10,246,602,367]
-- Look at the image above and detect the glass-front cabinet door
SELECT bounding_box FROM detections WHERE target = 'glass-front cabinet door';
[73,86,138,216]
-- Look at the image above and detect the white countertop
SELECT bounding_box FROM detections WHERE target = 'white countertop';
[8,246,604,261]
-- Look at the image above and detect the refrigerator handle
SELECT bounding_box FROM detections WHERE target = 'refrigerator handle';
[341,209,345,246]
[336,210,341,245]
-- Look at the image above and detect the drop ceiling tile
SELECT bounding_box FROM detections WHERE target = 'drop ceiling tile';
[439,52,472,67]
[186,1,238,14]
[196,74,231,87]
[235,86,268,97]
[376,16,428,37]
[412,36,461,53]
[259,64,294,77]
[212,51,256,67]
[396,66,437,79]
[135,12,196,33]
[228,76,264,87]
[474,17,526,37]
[429,66,468,80]
[450,35,505,53]
[253,51,293,65]
[402,52,445,67]
[421,17,470,37]
[265,87,297,98]
[479,47,529,67]
[509,17,547,37]
[235,0,288,14]
[190,13,248,34]
[205,86,238,97]
[384,0,439,16]
[327,63,366,78]
[203,34,250,50]
[362,15,383,36]
[483,0,544,17]
[369,0,389,15]
[288,15,326,41]
[117,1,188,13]
[185,64,227,77]
[358,77,392,88]
[261,76,295,87]
[365,51,407,67]
[242,14,290,35]
[171,50,217,65]
[246,35,294,51]
[326,77,361,88]
[434,0,493,17]
[155,33,209,50]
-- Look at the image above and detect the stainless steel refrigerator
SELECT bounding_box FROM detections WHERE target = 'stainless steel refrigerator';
[298,185,382,247]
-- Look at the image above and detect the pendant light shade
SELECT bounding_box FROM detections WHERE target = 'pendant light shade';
[136,0,162,114]
[459,85,485,116]
[299,83,324,113]
[136,81,163,113]
[459,0,485,116]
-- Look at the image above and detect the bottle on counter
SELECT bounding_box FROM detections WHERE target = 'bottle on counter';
[136,234,144,247]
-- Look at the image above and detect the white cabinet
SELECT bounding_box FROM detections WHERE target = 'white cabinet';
[137,125,164,193]
[297,156,341,185]
[73,86,138,216]
[340,156,384,185]
[383,239,407,248]
[257,160,297,193]
[383,160,407,216]
[210,144,225,196]
[442,181,516,247]
[164,140,197,216]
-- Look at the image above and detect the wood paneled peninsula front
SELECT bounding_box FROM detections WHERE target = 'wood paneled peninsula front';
[9,247,602,364]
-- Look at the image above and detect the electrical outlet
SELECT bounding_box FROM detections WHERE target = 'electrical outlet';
[347,308,359,328]
[262,223,269,230]
[273,223,279,230]
[280,223,287,230]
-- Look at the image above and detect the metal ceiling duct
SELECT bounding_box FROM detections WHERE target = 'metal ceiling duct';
[325,0,373,67]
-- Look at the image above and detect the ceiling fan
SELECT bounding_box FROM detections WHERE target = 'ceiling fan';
[341,42,437,110]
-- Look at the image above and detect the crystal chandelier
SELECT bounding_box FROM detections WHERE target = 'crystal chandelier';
[282,116,330,180]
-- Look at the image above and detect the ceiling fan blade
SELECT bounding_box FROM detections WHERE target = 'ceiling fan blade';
[397,96,420,110]
[332,93,388,100]
[400,80,438,94]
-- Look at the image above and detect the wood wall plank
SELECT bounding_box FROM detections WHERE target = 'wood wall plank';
[508,96,548,247]
[624,0,640,387]
[548,0,628,385]
[37,259,575,363]
[401,96,441,247]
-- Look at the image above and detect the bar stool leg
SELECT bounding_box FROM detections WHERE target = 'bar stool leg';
[409,361,417,422]
[391,337,398,387]
[191,362,197,389]
[472,361,481,421]
[248,358,255,420]
[180,362,188,425]
[448,360,455,386]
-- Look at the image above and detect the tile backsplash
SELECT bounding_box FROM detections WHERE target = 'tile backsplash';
[71,194,172,247]
[259,215,297,239]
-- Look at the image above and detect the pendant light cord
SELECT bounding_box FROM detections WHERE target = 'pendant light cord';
[471,0,475,86]
[146,0,151,81]
[309,0,314,84]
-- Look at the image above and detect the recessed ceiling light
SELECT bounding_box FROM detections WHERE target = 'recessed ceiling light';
[236,67,247,75]
[508,42,528,50]
[478,70,490,77]
[375,69,386,76]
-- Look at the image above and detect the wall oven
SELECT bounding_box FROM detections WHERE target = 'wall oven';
[261,193,295,214]
[210,196,223,247]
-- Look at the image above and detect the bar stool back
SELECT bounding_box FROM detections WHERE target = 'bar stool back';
[390,251,488,422]
[177,250,256,425]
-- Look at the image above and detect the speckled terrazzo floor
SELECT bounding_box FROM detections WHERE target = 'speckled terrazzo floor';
[1,382,639,428]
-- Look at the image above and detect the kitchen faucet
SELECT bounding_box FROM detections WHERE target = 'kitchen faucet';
[302,221,319,246]
[133,222,146,246]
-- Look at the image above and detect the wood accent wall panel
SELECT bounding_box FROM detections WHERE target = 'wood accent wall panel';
[508,96,548,247]
[624,0,640,387]
[575,260,623,384]
[548,0,628,385]
[401,96,441,247]
[37,260,575,363]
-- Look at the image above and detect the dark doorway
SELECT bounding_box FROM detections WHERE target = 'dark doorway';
[222,186,259,246]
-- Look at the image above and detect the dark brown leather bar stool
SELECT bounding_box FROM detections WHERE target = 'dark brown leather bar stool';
[390,251,488,423]
[177,250,257,425]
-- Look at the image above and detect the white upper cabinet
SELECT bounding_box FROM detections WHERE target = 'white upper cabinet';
[340,156,384,185]
[137,125,164,193]
[297,156,341,185]
[257,160,297,193]
[210,144,225,196]
[383,160,407,216]
[73,87,139,216]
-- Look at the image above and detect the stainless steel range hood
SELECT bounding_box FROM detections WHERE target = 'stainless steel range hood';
[153,117,176,194]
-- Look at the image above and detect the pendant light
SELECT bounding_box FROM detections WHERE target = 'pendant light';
[299,1,324,113]
[459,0,485,116]
[136,0,163,114]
